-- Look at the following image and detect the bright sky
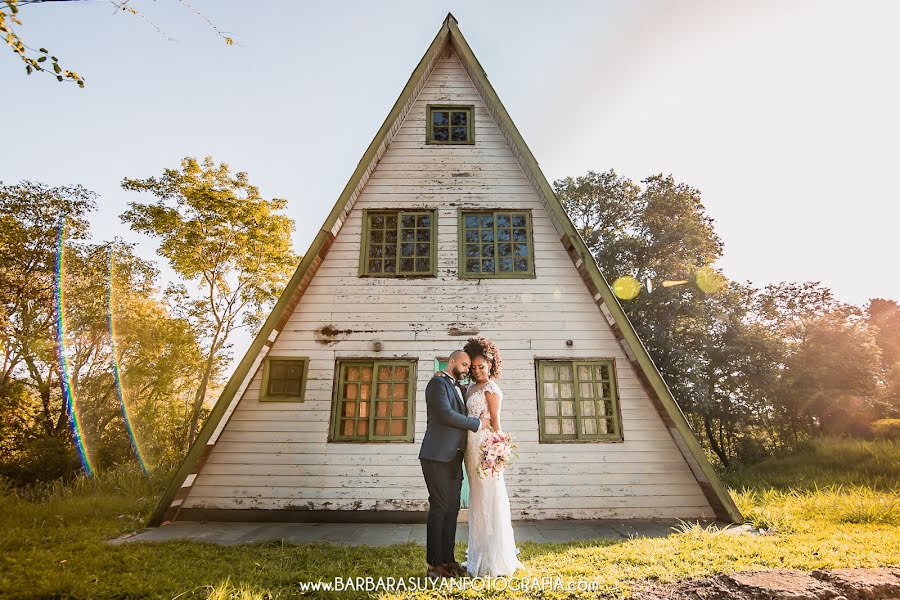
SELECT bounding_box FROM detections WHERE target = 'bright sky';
[3,1,897,359]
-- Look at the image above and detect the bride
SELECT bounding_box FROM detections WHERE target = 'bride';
[461,336,525,577]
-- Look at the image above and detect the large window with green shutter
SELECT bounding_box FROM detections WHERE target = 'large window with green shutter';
[458,210,535,278]
[331,360,416,442]
[359,210,436,277]
[536,360,622,442]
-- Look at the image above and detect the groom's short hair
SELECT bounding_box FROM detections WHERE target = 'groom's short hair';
[449,350,468,361]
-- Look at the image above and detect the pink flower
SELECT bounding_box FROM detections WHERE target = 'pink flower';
[477,431,514,479]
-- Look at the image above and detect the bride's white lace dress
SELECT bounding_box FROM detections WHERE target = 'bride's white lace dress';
[463,379,525,577]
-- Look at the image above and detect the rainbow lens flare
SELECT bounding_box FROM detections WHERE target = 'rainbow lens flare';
[108,248,150,474]
[55,219,96,476]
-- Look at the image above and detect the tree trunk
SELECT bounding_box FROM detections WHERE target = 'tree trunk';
[186,325,224,447]
[55,370,71,435]
[703,413,730,468]
[23,355,57,436]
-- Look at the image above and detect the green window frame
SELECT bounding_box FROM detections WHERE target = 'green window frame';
[458,209,535,278]
[536,360,622,442]
[434,357,471,386]
[259,356,309,402]
[359,209,437,277]
[331,359,417,442]
[426,104,475,145]
[435,358,449,374]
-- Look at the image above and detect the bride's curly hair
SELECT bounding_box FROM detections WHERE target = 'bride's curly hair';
[463,336,503,379]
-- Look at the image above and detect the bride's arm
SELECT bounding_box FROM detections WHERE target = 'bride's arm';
[483,391,502,432]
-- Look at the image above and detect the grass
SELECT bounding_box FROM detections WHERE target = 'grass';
[1,436,898,599]
[721,436,900,492]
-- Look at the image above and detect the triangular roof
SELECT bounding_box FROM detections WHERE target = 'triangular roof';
[149,13,742,526]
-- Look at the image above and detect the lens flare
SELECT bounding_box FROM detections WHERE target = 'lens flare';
[662,279,690,288]
[612,276,641,300]
[108,248,150,474]
[55,220,95,476]
[696,266,727,294]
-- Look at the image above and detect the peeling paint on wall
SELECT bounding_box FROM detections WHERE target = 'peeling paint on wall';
[314,324,377,346]
[448,323,481,336]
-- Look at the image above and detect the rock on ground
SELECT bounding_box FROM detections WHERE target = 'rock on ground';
[633,567,900,599]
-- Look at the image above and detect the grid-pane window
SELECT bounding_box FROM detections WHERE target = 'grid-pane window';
[332,360,416,441]
[260,357,308,402]
[427,105,474,144]
[460,211,534,278]
[537,360,621,441]
[361,210,435,277]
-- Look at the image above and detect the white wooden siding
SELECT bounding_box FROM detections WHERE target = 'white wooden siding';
[183,49,715,520]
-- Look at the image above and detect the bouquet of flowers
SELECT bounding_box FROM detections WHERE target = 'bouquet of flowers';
[477,428,515,479]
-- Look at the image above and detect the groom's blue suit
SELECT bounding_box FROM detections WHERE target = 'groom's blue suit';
[419,373,481,461]
[419,371,481,567]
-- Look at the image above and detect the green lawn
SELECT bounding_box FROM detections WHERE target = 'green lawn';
[1,437,898,599]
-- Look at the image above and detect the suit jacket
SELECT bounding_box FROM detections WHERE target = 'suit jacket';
[418,373,481,462]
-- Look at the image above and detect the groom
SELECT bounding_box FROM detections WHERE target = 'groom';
[419,350,491,578]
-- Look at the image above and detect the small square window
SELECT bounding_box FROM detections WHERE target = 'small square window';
[260,357,309,402]
[427,105,474,145]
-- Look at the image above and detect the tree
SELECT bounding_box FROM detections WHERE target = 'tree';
[0,180,96,437]
[555,172,726,389]
[753,282,880,438]
[55,240,207,468]
[672,280,788,467]
[867,299,900,414]
[556,171,791,464]
[121,156,298,445]
[781,309,881,436]
[554,169,643,280]
[557,171,723,284]
[554,170,893,464]
[0,180,209,481]
[2,0,233,87]
[1,0,84,86]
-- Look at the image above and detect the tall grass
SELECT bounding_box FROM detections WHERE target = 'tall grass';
[1,459,176,503]
[723,436,900,492]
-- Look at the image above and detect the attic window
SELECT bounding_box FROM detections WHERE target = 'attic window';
[427,105,474,144]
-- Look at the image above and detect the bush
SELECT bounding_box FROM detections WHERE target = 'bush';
[734,434,771,465]
[0,436,82,485]
[871,418,900,440]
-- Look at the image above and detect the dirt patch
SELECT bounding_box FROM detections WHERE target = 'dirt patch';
[633,567,900,599]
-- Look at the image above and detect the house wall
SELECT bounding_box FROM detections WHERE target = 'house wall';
[182,49,716,520]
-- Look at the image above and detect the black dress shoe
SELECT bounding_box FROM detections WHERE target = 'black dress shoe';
[426,564,452,578]
[443,561,467,577]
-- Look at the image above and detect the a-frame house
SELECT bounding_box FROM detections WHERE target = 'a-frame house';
[149,14,742,526]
